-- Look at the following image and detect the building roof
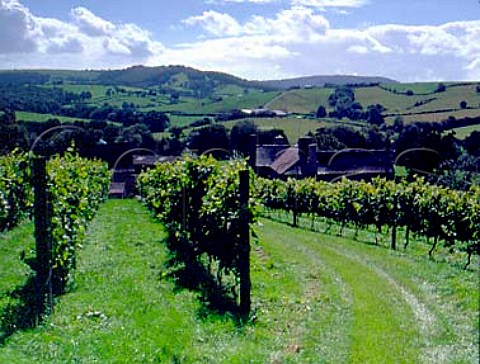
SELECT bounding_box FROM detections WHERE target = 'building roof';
[109,182,126,196]
[270,147,300,175]
[317,149,391,170]
[255,144,290,167]
[132,155,179,166]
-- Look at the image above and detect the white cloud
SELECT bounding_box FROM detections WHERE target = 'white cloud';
[0,0,164,68]
[183,6,329,42]
[292,0,369,8]
[205,0,278,4]
[71,7,115,37]
[0,1,479,82]
[153,36,294,80]
[171,9,480,81]
[183,11,242,36]
[205,0,368,7]
[46,37,84,54]
[0,0,38,53]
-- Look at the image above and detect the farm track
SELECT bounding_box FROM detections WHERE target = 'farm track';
[1,200,477,363]
[258,220,423,363]
[259,219,479,363]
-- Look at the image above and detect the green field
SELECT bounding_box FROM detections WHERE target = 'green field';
[450,124,480,139]
[266,88,333,114]
[9,79,480,135]
[167,114,209,128]
[268,84,480,126]
[380,82,443,94]
[1,199,477,362]
[164,90,280,114]
[385,108,480,124]
[223,117,332,143]
[16,111,91,123]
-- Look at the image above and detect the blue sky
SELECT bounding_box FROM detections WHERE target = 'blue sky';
[1,0,479,81]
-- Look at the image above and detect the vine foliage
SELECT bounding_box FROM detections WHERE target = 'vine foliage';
[138,156,256,314]
[256,176,479,268]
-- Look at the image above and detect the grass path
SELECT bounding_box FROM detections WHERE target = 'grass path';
[256,220,420,363]
[0,200,478,363]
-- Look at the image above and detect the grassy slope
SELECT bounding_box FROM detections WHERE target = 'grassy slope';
[0,222,34,314]
[385,108,480,124]
[1,200,478,363]
[266,88,333,114]
[451,124,480,139]
[223,117,329,143]
[16,111,91,123]
[269,84,480,125]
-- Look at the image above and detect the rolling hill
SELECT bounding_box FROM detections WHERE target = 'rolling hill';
[259,74,398,89]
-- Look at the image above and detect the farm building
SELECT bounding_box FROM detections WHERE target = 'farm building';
[249,135,394,181]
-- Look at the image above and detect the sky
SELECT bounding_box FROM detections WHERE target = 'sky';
[1,0,479,81]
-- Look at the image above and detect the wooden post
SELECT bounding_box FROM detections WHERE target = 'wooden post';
[293,200,298,227]
[391,194,397,251]
[239,170,251,316]
[33,157,52,316]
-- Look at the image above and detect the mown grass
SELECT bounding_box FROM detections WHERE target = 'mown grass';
[16,111,91,123]
[451,124,480,139]
[1,200,478,363]
[266,88,333,114]
[0,222,34,319]
[381,82,443,94]
[223,117,329,143]
[385,108,480,124]
[270,85,480,125]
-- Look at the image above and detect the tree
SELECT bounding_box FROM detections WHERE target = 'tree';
[142,111,170,133]
[116,124,154,148]
[436,83,446,93]
[464,131,480,157]
[315,125,368,150]
[315,105,327,118]
[394,122,456,174]
[393,116,404,133]
[460,100,467,109]
[230,120,258,156]
[366,104,385,126]
[187,124,230,159]
[170,92,179,104]
[0,110,28,154]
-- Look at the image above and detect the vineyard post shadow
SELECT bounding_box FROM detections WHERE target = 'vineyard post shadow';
[239,170,251,316]
[32,156,53,319]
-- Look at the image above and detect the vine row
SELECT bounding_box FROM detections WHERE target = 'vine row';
[138,156,256,313]
[45,152,111,292]
[0,151,33,231]
[255,176,479,268]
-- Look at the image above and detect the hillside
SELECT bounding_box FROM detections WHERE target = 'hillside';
[259,75,398,89]
[267,83,480,124]
[0,66,273,93]
[2,66,480,142]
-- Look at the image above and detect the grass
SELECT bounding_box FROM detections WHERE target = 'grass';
[16,111,91,123]
[270,84,480,125]
[1,199,478,362]
[385,108,480,124]
[380,82,443,94]
[167,114,208,128]
[450,124,480,139]
[223,117,329,143]
[0,222,34,311]
[163,91,280,114]
[266,88,333,114]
